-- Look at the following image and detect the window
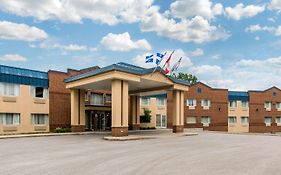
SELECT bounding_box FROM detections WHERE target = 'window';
[197,88,202,93]
[201,100,211,107]
[91,93,104,105]
[273,92,277,97]
[264,101,272,111]
[105,94,112,103]
[276,117,281,124]
[241,116,249,124]
[31,114,48,125]
[187,99,196,107]
[141,97,150,106]
[0,82,20,96]
[186,117,196,124]
[0,113,20,125]
[242,101,249,108]
[264,116,272,126]
[201,116,211,125]
[228,116,237,124]
[276,102,281,110]
[30,86,48,98]
[229,101,236,108]
[156,97,166,106]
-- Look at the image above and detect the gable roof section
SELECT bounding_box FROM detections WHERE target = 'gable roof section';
[249,86,281,93]
[0,65,48,87]
[191,81,227,91]
[64,62,190,86]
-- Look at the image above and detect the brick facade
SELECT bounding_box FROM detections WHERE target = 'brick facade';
[249,87,281,133]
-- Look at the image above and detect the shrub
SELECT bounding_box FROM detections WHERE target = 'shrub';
[54,127,72,133]
[140,108,152,123]
[140,127,156,130]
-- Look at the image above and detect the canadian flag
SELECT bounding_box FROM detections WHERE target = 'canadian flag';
[162,50,174,76]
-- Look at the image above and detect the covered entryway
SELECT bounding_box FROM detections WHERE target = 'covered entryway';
[65,62,189,137]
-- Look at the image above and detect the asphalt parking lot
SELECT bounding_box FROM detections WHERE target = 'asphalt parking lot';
[0,131,281,175]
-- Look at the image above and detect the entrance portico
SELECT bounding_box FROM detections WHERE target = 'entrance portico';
[65,63,189,137]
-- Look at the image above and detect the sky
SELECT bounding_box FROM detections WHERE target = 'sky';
[0,0,281,91]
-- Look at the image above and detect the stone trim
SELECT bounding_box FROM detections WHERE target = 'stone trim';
[173,125,184,133]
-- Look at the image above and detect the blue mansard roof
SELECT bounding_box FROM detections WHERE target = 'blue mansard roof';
[228,91,249,101]
[0,65,48,88]
[65,62,190,86]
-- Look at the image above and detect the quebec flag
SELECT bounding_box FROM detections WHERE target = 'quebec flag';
[145,52,166,65]
[156,52,165,65]
[145,54,154,63]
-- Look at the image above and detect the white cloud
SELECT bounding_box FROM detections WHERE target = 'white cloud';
[169,0,223,19]
[225,3,265,20]
[268,17,276,23]
[189,48,204,57]
[245,24,281,36]
[100,32,151,51]
[0,0,155,25]
[0,54,27,61]
[0,21,48,41]
[141,14,230,43]
[190,65,222,75]
[268,0,281,12]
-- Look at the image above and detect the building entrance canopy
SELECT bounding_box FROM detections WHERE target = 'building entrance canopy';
[65,62,189,137]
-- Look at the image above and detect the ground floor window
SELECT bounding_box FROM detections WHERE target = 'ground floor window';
[228,116,237,124]
[156,114,166,128]
[186,117,196,124]
[31,114,48,125]
[0,113,20,125]
[276,117,281,124]
[241,116,249,124]
[201,116,211,126]
[264,116,272,126]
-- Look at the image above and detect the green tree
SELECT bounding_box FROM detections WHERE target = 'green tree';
[172,72,198,85]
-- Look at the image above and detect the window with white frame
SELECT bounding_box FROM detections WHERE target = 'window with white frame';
[228,116,237,124]
[187,99,196,107]
[31,114,48,125]
[156,97,166,106]
[105,94,112,103]
[201,100,211,107]
[229,101,236,108]
[0,82,20,96]
[186,117,196,124]
[276,102,281,110]
[201,116,211,125]
[241,101,249,108]
[264,116,272,125]
[241,116,249,124]
[141,97,150,106]
[0,113,20,125]
[30,86,48,98]
[90,93,104,105]
[276,117,281,124]
[264,101,272,110]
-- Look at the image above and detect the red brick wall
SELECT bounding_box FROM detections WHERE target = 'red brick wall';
[249,87,281,133]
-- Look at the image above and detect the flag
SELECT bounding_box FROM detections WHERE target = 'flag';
[145,54,154,63]
[171,57,182,73]
[156,52,166,65]
[162,50,175,75]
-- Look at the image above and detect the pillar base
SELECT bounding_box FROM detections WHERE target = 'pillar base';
[112,127,128,137]
[173,125,184,133]
[71,125,85,132]
[131,124,140,130]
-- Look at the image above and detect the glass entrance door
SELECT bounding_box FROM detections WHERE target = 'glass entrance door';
[156,114,167,128]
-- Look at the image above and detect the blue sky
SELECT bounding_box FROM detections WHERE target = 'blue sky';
[0,0,281,90]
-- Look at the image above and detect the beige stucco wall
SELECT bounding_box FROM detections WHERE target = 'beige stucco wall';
[140,97,167,128]
[228,101,249,133]
[0,85,49,134]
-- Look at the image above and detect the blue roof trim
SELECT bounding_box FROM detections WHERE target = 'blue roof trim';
[141,94,167,99]
[0,65,48,88]
[64,62,190,86]
[228,91,249,101]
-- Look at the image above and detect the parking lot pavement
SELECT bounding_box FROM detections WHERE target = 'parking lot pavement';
[0,132,281,175]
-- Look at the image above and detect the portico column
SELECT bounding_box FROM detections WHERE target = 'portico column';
[111,79,129,137]
[172,90,184,133]
[71,89,85,132]
[131,96,140,130]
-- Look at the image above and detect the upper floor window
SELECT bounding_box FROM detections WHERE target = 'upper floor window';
[91,93,104,105]
[273,92,277,97]
[276,102,281,111]
[31,114,48,125]
[156,97,166,106]
[141,97,150,106]
[228,116,237,124]
[30,86,48,99]
[197,88,202,93]
[105,94,112,103]
[0,113,20,125]
[187,99,196,107]
[264,101,272,111]
[0,82,20,96]
[241,101,249,108]
[229,101,237,108]
[201,99,211,109]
